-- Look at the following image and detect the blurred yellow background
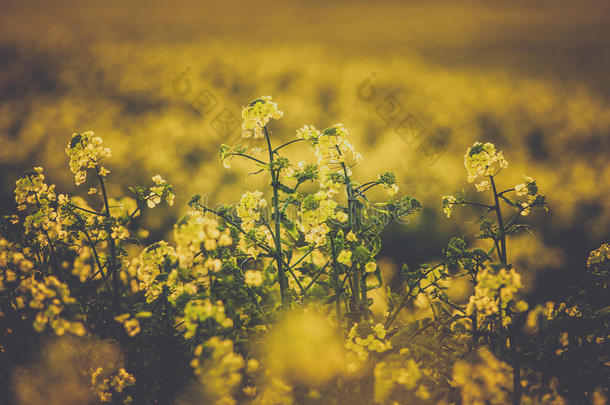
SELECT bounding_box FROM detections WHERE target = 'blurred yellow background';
[1,0,609,302]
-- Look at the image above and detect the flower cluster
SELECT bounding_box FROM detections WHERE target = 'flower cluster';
[181,299,234,339]
[236,191,267,232]
[587,242,610,269]
[72,238,107,284]
[514,176,535,197]
[298,191,340,246]
[514,175,545,216]
[114,313,142,337]
[132,241,178,302]
[219,144,248,169]
[587,243,609,289]
[466,267,528,327]
[0,238,34,290]
[337,249,352,266]
[173,212,231,268]
[464,142,508,191]
[15,275,85,336]
[190,337,245,405]
[296,125,321,141]
[285,160,318,184]
[345,323,392,372]
[244,270,263,287]
[14,167,55,211]
[14,167,69,245]
[452,347,513,405]
[146,175,175,208]
[321,125,361,192]
[524,301,575,333]
[91,366,135,404]
[441,194,460,218]
[238,227,273,260]
[374,351,429,403]
[302,124,361,194]
[241,96,283,139]
[233,191,273,258]
[131,238,221,306]
[377,172,399,196]
[65,131,112,185]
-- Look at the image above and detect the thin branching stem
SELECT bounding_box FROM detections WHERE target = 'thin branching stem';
[264,126,288,304]
[33,194,61,277]
[232,153,267,166]
[455,201,494,209]
[385,262,445,329]
[489,175,507,265]
[67,202,106,217]
[273,138,305,153]
[330,235,342,322]
[490,174,521,405]
[96,165,120,314]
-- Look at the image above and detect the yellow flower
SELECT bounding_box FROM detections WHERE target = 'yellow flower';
[236,191,267,232]
[466,267,523,327]
[335,211,348,222]
[125,318,141,337]
[313,124,360,195]
[441,195,458,218]
[244,270,263,287]
[147,175,174,208]
[453,347,512,405]
[464,142,508,191]
[515,176,536,196]
[337,250,352,266]
[241,96,283,138]
[298,191,338,247]
[296,125,320,141]
[65,131,112,185]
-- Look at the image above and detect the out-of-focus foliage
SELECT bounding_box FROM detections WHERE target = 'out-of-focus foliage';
[2,39,609,234]
[11,336,133,405]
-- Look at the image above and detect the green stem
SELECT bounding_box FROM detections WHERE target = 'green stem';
[273,138,305,153]
[353,182,380,197]
[489,175,507,264]
[354,181,377,192]
[233,153,267,166]
[195,203,275,255]
[384,262,445,329]
[128,206,141,220]
[472,310,479,349]
[67,203,106,217]
[34,194,61,277]
[330,235,342,322]
[289,247,314,270]
[71,213,112,292]
[303,262,331,292]
[96,166,120,314]
[339,151,366,318]
[456,201,494,209]
[264,126,288,304]
[490,175,521,405]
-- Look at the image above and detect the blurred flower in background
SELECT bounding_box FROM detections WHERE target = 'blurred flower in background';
[0,0,608,307]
